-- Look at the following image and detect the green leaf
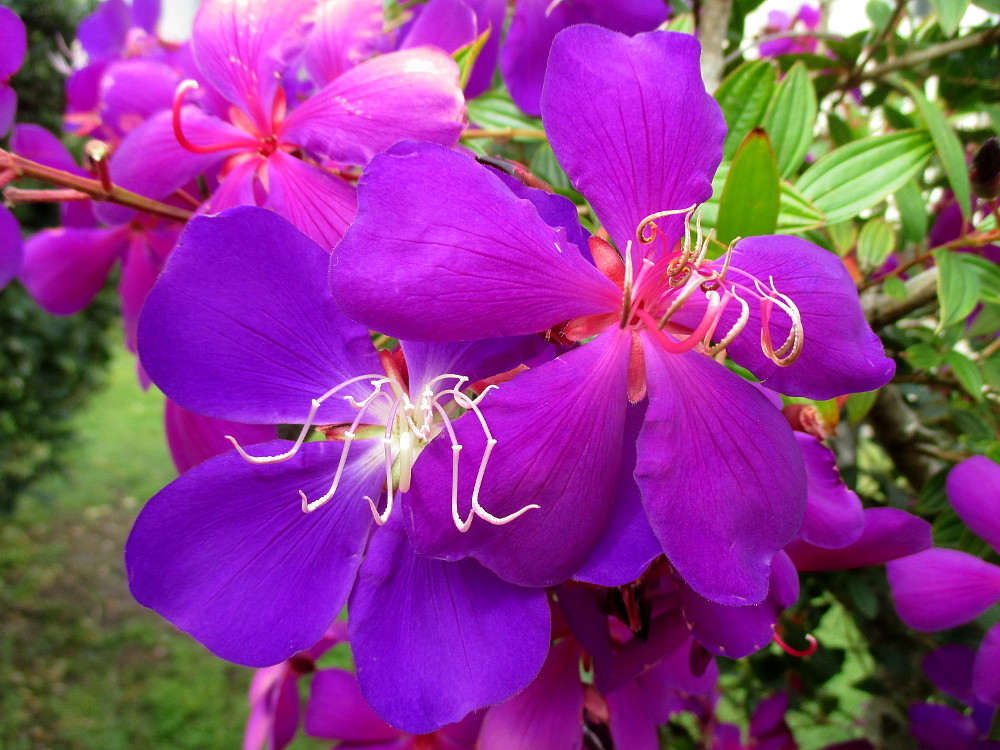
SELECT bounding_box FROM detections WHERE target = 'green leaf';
[466,93,545,141]
[796,130,935,224]
[452,28,490,90]
[884,274,908,301]
[846,389,880,423]
[866,0,893,29]
[945,351,984,400]
[930,0,971,34]
[665,13,694,33]
[715,129,780,245]
[934,249,982,329]
[958,254,1000,305]
[856,218,896,272]
[715,60,777,161]
[827,220,858,257]
[895,180,928,245]
[529,142,572,193]
[762,62,818,178]
[698,165,823,233]
[900,79,972,219]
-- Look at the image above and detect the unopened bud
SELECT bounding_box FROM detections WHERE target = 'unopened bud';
[971,137,1000,200]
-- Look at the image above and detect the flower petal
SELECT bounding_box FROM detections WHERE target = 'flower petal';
[541,25,724,253]
[637,340,807,605]
[975,622,1000,707]
[76,0,129,61]
[720,235,895,399]
[126,439,382,666]
[138,207,381,425]
[908,703,978,750]
[888,548,1000,631]
[948,456,1000,555]
[281,47,465,165]
[192,0,313,130]
[796,433,864,549]
[19,226,125,314]
[606,680,659,750]
[332,141,620,341]
[10,124,85,175]
[400,336,550,395]
[263,151,358,251]
[477,639,583,750]
[923,644,977,705]
[99,58,179,136]
[164,398,277,474]
[399,0,476,57]
[303,0,386,86]
[305,668,402,742]
[0,7,26,79]
[502,0,667,117]
[573,401,662,586]
[349,515,550,734]
[786,507,932,572]
[403,328,631,587]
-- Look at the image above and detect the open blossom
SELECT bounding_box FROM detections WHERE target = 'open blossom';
[128,208,551,732]
[331,26,894,605]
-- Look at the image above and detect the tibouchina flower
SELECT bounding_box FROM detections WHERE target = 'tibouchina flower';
[0,5,26,136]
[332,27,894,604]
[129,207,550,732]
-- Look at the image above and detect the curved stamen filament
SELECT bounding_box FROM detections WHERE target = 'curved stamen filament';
[635,204,697,245]
[172,80,259,155]
[620,241,636,328]
[704,289,750,355]
[755,277,804,366]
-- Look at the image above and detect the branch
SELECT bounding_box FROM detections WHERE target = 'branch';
[0,150,193,223]
[861,266,938,330]
[867,385,944,493]
[698,0,733,92]
[842,26,1000,87]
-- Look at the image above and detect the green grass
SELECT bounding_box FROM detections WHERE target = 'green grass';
[1,346,324,749]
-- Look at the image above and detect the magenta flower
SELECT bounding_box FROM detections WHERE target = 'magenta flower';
[0,5,26,136]
[332,27,894,604]
[128,208,551,732]
[758,5,822,57]
[102,0,466,250]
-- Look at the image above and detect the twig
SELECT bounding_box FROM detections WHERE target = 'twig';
[0,149,193,223]
[862,266,938,330]
[867,385,943,493]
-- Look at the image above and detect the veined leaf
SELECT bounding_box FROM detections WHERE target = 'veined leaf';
[857,218,896,272]
[901,79,972,220]
[715,60,777,161]
[762,62,818,178]
[466,93,545,141]
[716,129,780,245]
[895,181,928,245]
[945,350,984,401]
[934,249,981,328]
[699,164,824,233]
[796,130,934,224]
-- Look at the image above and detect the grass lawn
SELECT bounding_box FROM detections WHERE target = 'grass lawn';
[1,345,324,749]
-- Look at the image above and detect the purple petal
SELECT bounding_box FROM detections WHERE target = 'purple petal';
[0,7,27,78]
[541,26,723,253]
[496,171,590,255]
[909,703,978,750]
[975,622,1000,706]
[99,58,179,136]
[133,0,161,34]
[888,548,1000,631]
[719,235,895,399]
[281,47,466,165]
[573,401,662,586]
[76,0,129,61]
[0,205,22,289]
[332,141,620,341]
[606,681,659,750]
[401,336,551,396]
[460,0,505,99]
[948,457,1000,554]
[138,207,382,425]
[164,398,277,474]
[637,340,807,605]
[349,515,550,734]
[303,0,385,86]
[263,152,358,251]
[503,0,667,117]
[399,0,476,57]
[786,507,932,571]
[126,439,382,666]
[638,635,719,705]
[403,328,631,587]
[924,644,977,705]
[203,155,264,213]
[19,226,126,314]
[97,107,246,225]
[680,552,800,658]
[119,226,178,357]
[10,124,86,175]
[305,668,401,742]
[477,639,583,750]
[0,85,16,137]
[796,433,864,549]
[192,0,313,131]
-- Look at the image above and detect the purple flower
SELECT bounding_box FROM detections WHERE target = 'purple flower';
[0,5,26,136]
[128,207,551,732]
[757,5,822,58]
[331,27,894,604]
